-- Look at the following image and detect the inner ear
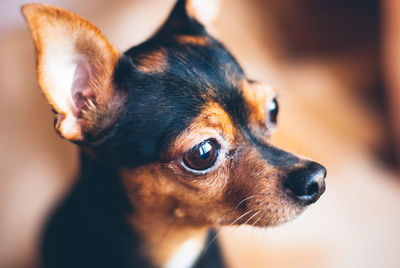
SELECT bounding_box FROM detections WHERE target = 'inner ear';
[71,60,95,117]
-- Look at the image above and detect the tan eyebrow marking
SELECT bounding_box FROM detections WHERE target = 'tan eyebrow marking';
[240,80,275,127]
[168,102,236,158]
[136,50,168,73]
[176,35,210,46]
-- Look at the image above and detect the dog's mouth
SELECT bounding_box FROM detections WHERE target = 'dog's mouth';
[240,200,307,228]
[222,178,326,228]
[219,205,306,228]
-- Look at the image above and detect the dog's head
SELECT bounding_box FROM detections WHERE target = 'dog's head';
[22,0,325,229]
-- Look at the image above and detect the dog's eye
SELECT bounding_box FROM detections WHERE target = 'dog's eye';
[267,98,279,127]
[183,139,219,171]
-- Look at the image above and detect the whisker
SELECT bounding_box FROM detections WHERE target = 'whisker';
[233,195,257,213]
[243,210,262,226]
[229,209,254,226]
[215,195,257,224]
[252,208,271,227]
[208,193,274,252]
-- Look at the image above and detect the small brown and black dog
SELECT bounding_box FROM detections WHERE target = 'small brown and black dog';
[22,1,326,267]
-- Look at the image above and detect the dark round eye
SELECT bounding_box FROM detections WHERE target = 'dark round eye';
[267,98,279,126]
[183,139,219,171]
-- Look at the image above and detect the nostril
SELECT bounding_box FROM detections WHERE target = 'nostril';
[284,162,326,205]
[284,179,305,197]
[306,181,319,197]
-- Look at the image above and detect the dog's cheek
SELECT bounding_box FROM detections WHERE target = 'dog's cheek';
[170,172,232,225]
[119,163,219,224]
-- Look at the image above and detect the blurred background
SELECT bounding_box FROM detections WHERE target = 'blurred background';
[1,0,399,267]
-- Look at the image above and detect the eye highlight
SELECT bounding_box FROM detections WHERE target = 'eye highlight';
[267,98,279,127]
[183,139,219,171]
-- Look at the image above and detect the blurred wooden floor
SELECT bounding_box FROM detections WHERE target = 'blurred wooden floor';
[0,0,399,267]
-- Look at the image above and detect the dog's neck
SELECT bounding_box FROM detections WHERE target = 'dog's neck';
[79,151,209,268]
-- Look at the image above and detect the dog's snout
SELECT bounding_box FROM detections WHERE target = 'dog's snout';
[284,162,326,205]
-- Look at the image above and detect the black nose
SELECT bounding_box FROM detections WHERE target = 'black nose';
[284,162,326,205]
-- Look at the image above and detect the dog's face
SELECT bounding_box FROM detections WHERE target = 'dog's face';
[22,0,326,229]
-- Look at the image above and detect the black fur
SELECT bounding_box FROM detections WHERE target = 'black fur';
[98,37,246,168]
[41,153,151,268]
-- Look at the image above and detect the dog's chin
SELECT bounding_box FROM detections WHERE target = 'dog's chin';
[249,199,309,228]
[270,206,307,227]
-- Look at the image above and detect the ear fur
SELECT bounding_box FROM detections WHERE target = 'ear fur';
[22,3,125,143]
[158,0,221,36]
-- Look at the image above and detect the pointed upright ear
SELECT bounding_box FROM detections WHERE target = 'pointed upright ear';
[160,0,221,35]
[21,3,126,144]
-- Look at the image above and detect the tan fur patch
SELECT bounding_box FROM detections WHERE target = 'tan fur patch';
[168,102,236,159]
[120,164,209,267]
[240,80,276,137]
[136,50,168,73]
[176,35,209,46]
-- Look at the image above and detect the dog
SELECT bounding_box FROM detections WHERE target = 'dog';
[22,0,326,267]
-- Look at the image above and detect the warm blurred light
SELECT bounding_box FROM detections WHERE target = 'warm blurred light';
[0,1,399,268]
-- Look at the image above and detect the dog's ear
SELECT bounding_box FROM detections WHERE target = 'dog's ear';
[159,0,221,35]
[21,4,125,143]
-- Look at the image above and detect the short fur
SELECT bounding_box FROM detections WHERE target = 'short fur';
[22,1,326,267]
